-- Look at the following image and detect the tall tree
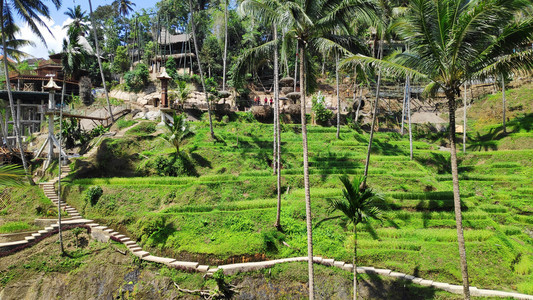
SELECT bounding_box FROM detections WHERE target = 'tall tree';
[63,5,89,36]
[241,1,374,298]
[222,0,228,92]
[0,0,61,184]
[88,0,115,123]
[345,0,533,297]
[113,0,135,17]
[57,28,87,253]
[189,0,215,139]
[328,175,382,300]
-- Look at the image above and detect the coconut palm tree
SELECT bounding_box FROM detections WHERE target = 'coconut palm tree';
[55,28,87,254]
[0,0,61,184]
[238,0,283,230]
[0,164,24,186]
[222,0,229,92]
[163,113,192,154]
[63,5,89,36]
[344,0,533,297]
[113,0,135,17]
[328,175,382,300]
[242,1,374,298]
[189,0,215,140]
[88,0,115,123]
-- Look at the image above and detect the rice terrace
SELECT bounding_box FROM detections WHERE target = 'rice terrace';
[0,0,532,299]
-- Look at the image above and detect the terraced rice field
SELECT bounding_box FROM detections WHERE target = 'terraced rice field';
[63,121,533,294]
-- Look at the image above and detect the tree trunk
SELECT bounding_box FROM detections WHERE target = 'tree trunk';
[446,92,471,300]
[88,0,114,123]
[189,0,214,139]
[300,44,314,300]
[0,111,12,152]
[222,0,228,91]
[463,81,467,154]
[0,4,34,185]
[57,80,66,254]
[407,76,413,160]
[353,225,358,300]
[400,77,408,135]
[336,53,340,139]
[294,42,298,92]
[363,38,383,185]
[273,24,282,231]
[355,89,363,123]
[501,74,506,134]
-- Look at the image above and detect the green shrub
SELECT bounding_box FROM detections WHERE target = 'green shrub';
[153,154,196,177]
[125,63,149,92]
[85,186,103,206]
[116,119,136,130]
[0,221,33,233]
[126,122,156,136]
[311,91,333,125]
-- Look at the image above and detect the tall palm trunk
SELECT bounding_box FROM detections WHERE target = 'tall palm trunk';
[222,0,228,91]
[353,226,358,300]
[400,77,408,135]
[273,25,282,231]
[294,42,298,92]
[0,4,34,185]
[88,0,114,123]
[463,81,467,154]
[0,111,12,152]
[57,80,66,253]
[407,76,413,160]
[501,74,506,134]
[363,39,383,185]
[188,0,214,139]
[299,44,314,300]
[336,52,340,139]
[446,92,471,300]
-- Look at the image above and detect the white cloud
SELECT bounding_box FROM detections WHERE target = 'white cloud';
[14,18,71,59]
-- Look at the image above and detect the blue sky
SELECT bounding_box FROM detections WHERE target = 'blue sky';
[15,0,155,59]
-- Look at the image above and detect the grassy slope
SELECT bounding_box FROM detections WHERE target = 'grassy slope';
[0,185,54,234]
[55,84,533,295]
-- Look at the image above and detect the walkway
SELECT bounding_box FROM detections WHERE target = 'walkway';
[1,168,532,299]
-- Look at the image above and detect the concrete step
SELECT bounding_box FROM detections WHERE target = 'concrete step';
[104,229,114,234]
[44,227,54,231]
[38,230,48,234]
[93,226,107,230]
[119,237,131,242]
[124,241,136,246]
[25,236,36,241]
[68,216,82,220]
[115,234,126,239]
[133,251,149,258]
[129,247,142,252]
[87,223,100,227]
[31,233,41,237]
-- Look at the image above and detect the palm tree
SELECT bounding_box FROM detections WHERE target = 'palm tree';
[163,113,192,154]
[175,81,192,110]
[222,0,229,92]
[189,0,215,140]
[56,28,87,254]
[63,5,89,36]
[344,0,533,298]
[112,0,135,64]
[88,0,115,124]
[328,175,382,300]
[113,0,135,17]
[0,0,61,185]
[238,0,283,230]
[0,164,25,186]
